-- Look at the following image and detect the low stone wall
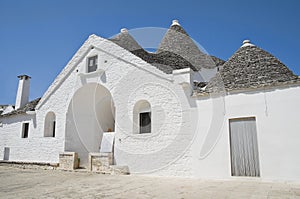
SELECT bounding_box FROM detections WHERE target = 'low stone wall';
[59,152,79,170]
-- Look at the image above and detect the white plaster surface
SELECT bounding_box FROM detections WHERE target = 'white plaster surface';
[15,76,30,110]
[100,133,115,153]
[0,34,300,182]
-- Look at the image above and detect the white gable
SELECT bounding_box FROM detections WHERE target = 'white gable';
[36,34,171,109]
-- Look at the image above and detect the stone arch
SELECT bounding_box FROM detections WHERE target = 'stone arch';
[65,83,115,165]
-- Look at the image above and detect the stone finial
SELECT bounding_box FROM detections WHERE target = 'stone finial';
[241,39,255,47]
[120,28,128,33]
[172,19,180,26]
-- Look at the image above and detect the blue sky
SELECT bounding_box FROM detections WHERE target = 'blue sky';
[0,0,299,104]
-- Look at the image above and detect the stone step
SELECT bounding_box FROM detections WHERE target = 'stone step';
[88,152,129,175]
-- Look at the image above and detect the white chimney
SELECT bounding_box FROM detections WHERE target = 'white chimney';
[15,75,31,110]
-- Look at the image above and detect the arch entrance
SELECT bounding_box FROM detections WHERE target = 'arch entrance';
[65,83,115,165]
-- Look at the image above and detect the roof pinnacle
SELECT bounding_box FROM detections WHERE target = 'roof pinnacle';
[171,19,180,26]
[241,39,255,47]
[120,28,128,33]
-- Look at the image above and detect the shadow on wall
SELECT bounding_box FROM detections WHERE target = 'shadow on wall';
[65,83,115,166]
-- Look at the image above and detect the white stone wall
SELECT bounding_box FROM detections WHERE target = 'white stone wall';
[1,33,300,182]
[140,85,300,182]
[153,86,300,181]
[60,36,195,170]
[113,68,194,173]
[221,86,300,181]
[0,114,63,163]
[0,34,184,167]
[0,36,97,163]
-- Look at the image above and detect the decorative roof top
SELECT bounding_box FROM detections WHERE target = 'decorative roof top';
[171,19,180,26]
[196,41,300,94]
[166,19,189,36]
[0,98,41,118]
[241,39,255,48]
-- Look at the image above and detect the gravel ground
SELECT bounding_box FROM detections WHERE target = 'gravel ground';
[0,165,299,199]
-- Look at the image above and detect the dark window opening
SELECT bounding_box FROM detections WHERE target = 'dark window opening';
[88,55,98,73]
[140,112,151,134]
[52,121,56,137]
[3,147,10,160]
[22,123,29,138]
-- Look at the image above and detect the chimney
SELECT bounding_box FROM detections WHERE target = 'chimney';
[15,75,31,110]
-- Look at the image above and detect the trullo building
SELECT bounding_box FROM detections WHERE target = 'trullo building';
[1,20,300,181]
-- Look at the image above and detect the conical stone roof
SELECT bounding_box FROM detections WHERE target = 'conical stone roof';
[109,22,223,74]
[109,28,143,52]
[157,20,216,70]
[203,40,300,93]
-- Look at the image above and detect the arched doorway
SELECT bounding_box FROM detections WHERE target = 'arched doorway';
[65,83,115,165]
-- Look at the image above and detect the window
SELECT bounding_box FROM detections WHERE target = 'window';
[87,55,98,73]
[52,121,56,137]
[22,122,29,138]
[3,147,10,160]
[133,100,151,134]
[140,112,151,134]
[44,112,56,137]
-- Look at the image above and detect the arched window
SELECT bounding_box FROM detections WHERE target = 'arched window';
[44,112,56,137]
[133,100,151,134]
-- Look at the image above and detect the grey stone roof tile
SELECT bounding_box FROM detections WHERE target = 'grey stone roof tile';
[110,23,221,74]
[195,45,300,94]
[210,56,226,67]
[109,29,142,52]
[0,98,41,118]
[157,23,217,70]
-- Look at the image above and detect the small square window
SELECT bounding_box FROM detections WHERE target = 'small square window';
[87,55,98,73]
[22,123,29,138]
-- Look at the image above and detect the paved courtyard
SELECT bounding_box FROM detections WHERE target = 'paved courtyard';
[0,165,299,199]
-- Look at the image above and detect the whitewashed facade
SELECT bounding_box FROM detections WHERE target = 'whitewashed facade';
[1,21,300,181]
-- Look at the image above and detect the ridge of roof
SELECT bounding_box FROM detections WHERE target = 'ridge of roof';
[129,49,223,74]
[130,49,197,74]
